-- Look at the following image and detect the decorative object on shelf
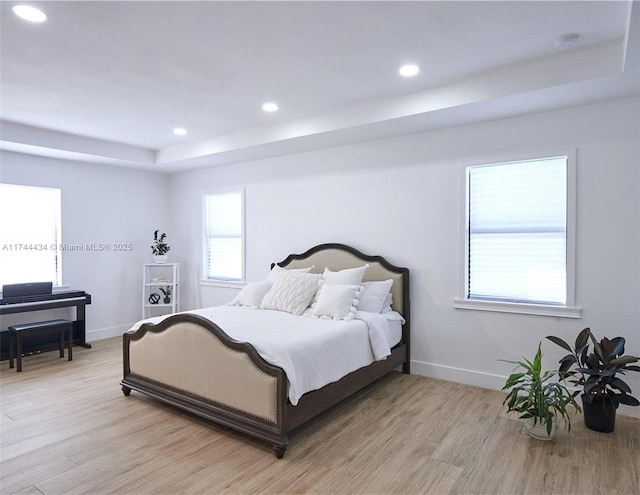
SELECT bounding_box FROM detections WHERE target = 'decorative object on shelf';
[159,286,172,304]
[501,342,580,440]
[148,293,160,305]
[142,263,179,319]
[151,230,170,263]
[547,328,640,432]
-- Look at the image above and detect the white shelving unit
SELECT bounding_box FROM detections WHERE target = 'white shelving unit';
[142,263,179,319]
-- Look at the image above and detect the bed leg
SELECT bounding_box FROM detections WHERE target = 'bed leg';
[273,442,288,459]
[402,361,410,374]
[121,385,132,396]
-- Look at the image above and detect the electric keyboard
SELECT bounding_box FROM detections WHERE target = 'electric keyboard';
[0,289,90,306]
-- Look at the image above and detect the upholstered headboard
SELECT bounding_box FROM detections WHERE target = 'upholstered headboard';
[275,243,409,318]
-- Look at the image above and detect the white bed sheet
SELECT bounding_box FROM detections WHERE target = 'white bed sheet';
[385,317,402,348]
[128,306,403,405]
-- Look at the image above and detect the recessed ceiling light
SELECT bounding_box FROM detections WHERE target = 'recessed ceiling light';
[173,127,187,136]
[12,5,47,23]
[399,64,420,77]
[262,102,279,112]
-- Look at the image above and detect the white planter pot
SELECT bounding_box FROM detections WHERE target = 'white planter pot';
[154,255,167,264]
[525,417,557,440]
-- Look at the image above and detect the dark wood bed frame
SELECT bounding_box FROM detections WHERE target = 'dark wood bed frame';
[121,243,410,458]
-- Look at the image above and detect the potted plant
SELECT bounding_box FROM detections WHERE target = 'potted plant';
[151,230,170,263]
[547,328,640,432]
[159,286,172,304]
[501,342,581,440]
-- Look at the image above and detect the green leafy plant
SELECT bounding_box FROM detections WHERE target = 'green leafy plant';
[159,286,172,297]
[151,230,170,256]
[547,328,640,407]
[501,342,581,435]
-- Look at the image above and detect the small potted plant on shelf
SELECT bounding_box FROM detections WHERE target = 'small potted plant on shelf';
[501,342,581,440]
[151,230,170,263]
[159,286,172,304]
[547,328,640,432]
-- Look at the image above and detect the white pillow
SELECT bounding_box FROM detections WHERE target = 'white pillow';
[321,264,368,285]
[358,279,393,313]
[261,272,321,315]
[266,264,314,283]
[228,280,273,308]
[311,284,362,321]
[310,264,369,309]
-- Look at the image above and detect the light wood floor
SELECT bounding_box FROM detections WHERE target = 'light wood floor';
[1,338,639,495]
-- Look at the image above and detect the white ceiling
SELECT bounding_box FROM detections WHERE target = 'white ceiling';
[1,1,638,173]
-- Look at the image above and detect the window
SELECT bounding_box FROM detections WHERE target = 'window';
[0,184,62,286]
[455,152,579,317]
[204,191,244,281]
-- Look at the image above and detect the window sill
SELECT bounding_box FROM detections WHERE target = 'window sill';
[200,279,245,289]
[453,298,581,318]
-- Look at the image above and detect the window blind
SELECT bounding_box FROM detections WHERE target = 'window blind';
[467,157,567,305]
[204,192,243,281]
[0,184,62,286]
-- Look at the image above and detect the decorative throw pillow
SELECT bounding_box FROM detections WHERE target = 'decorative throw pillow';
[358,279,393,313]
[266,264,314,283]
[260,272,321,315]
[228,280,273,308]
[311,284,362,320]
[321,264,369,285]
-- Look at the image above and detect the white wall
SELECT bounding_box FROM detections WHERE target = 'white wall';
[169,97,640,417]
[0,152,170,340]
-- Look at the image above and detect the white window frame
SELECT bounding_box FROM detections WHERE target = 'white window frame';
[0,183,63,289]
[454,150,580,318]
[201,189,245,286]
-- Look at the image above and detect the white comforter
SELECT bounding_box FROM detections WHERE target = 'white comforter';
[128,306,400,405]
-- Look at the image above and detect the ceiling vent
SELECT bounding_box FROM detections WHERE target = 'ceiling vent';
[555,33,579,50]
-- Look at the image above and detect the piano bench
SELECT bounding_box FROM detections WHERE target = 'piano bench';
[8,319,73,372]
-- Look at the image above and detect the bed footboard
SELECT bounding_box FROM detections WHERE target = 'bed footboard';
[121,314,289,457]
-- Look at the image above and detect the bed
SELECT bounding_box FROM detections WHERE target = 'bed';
[121,243,410,458]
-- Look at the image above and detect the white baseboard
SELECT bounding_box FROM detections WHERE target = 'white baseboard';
[86,324,130,342]
[410,359,640,419]
[411,360,506,392]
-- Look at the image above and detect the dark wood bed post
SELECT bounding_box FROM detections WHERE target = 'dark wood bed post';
[402,296,410,374]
